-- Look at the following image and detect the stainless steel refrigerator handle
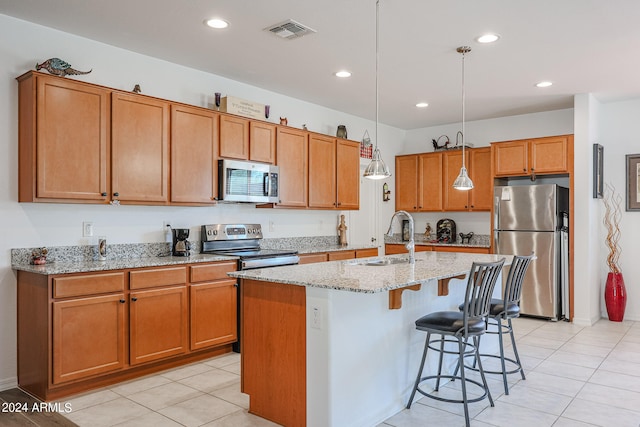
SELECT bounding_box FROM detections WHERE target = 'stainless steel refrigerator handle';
[494,195,500,229]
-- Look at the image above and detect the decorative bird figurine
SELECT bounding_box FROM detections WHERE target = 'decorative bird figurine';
[132,84,141,93]
[35,58,92,77]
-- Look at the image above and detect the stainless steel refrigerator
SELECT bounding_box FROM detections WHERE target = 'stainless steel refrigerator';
[494,184,569,320]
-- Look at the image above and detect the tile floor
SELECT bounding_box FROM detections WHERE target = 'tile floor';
[3,317,640,426]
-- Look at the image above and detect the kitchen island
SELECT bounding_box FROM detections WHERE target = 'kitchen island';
[229,251,510,427]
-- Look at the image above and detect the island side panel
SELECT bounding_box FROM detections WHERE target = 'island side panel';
[241,278,306,427]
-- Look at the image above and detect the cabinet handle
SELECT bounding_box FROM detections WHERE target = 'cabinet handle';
[131,297,138,302]
[470,205,474,208]
[337,202,341,206]
[113,192,119,197]
[101,192,107,197]
[523,168,526,172]
[119,299,125,303]
[234,283,239,287]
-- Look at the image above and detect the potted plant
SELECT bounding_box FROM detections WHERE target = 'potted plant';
[602,184,626,321]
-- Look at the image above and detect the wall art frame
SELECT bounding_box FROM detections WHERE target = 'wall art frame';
[626,153,640,211]
[593,143,604,198]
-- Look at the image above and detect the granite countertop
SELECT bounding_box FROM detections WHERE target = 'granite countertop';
[385,233,490,248]
[229,251,510,293]
[12,253,238,275]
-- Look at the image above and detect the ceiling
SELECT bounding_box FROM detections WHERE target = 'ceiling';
[2,0,640,130]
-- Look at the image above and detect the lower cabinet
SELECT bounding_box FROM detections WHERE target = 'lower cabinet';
[129,286,188,365]
[385,244,489,255]
[52,294,126,384]
[298,248,379,264]
[17,260,237,401]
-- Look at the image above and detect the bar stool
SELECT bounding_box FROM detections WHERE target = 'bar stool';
[464,253,534,395]
[406,258,505,427]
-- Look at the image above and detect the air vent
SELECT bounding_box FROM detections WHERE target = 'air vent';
[265,19,317,40]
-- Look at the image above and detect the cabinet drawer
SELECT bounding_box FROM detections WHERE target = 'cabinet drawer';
[53,272,125,298]
[328,250,355,261]
[129,267,187,290]
[298,253,327,264]
[355,248,379,258]
[190,262,237,283]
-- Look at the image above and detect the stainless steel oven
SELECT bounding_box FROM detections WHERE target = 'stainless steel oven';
[201,223,299,351]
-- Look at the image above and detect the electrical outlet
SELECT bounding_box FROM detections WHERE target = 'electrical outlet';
[311,306,322,329]
[82,221,94,237]
[269,221,275,232]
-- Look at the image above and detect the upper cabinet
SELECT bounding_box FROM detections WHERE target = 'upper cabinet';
[492,135,572,178]
[443,148,491,211]
[395,152,442,212]
[276,126,308,207]
[308,135,360,210]
[18,72,111,203]
[170,104,218,205]
[111,92,170,204]
[219,115,276,164]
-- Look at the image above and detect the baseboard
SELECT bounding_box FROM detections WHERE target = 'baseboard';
[0,376,17,392]
[572,314,603,326]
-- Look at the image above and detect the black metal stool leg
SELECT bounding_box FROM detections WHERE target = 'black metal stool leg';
[473,335,494,407]
[497,318,509,394]
[407,332,430,409]
[435,335,445,391]
[457,337,471,427]
[508,318,526,380]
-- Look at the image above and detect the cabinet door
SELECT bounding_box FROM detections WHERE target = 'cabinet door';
[276,127,308,207]
[492,140,529,177]
[171,105,218,204]
[418,152,443,211]
[468,147,492,211]
[336,139,360,209]
[112,92,169,203]
[28,75,110,202]
[219,115,249,160]
[298,253,328,264]
[327,250,356,261]
[190,279,237,350]
[52,294,125,384]
[308,134,337,208]
[129,286,188,365]
[443,150,470,211]
[249,121,276,164]
[395,155,418,211]
[530,136,570,174]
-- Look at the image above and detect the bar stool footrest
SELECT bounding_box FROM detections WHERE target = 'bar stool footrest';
[414,374,489,404]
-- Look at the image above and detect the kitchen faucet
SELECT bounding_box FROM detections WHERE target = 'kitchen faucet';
[386,210,415,264]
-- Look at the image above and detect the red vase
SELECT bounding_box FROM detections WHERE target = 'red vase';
[605,272,627,322]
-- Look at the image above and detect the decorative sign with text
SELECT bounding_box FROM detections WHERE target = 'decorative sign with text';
[219,96,265,120]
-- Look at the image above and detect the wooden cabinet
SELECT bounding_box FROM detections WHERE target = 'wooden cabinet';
[298,253,329,264]
[298,248,379,264]
[129,285,189,365]
[219,115,276,164]
[356,248,379,258]
[18,71,111,203]
[171,104,219,204]
[395,152,443,212]
[431,246,490,254]
[276,126,308,207]
[51,273,126,384]
[189,261,238,350]
[17,260,237,401]
[443,148,491,211]
[308,135,360,210]
[250,121,276,164]
[492,135,572,178]
[111,92,169,204]
[385,244,431,255]
[327,250,355,261]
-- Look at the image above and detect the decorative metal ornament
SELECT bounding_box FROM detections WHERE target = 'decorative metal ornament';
[35,58,92,77]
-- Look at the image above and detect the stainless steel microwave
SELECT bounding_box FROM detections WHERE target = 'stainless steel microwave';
[218,159,279,203]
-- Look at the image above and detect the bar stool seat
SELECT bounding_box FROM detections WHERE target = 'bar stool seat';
[406,258,505,427]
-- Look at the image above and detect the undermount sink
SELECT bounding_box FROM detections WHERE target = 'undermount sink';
[351,257,420,266]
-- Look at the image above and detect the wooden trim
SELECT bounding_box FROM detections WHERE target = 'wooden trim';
[388,284,422,309]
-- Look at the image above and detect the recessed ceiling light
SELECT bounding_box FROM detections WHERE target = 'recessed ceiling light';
[335,71,352,78]
[205,18,229,29]
[476,34,500,43]
[415,102,429,108]
[536,81,553,88]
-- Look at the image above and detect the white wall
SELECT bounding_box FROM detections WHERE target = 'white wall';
[0,14,404,390]
[598,98,640,321]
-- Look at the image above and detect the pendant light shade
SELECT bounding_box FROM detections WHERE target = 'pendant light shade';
[364,0,391,180]
[453,46,474,191]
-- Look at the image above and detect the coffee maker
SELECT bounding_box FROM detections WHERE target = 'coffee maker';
[172,228,191,256]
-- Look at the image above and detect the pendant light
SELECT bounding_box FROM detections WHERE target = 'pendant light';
[452,46,474,190]
[364,0,391,180]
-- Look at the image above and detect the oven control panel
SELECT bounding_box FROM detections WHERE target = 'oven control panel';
[202,224,263,241]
